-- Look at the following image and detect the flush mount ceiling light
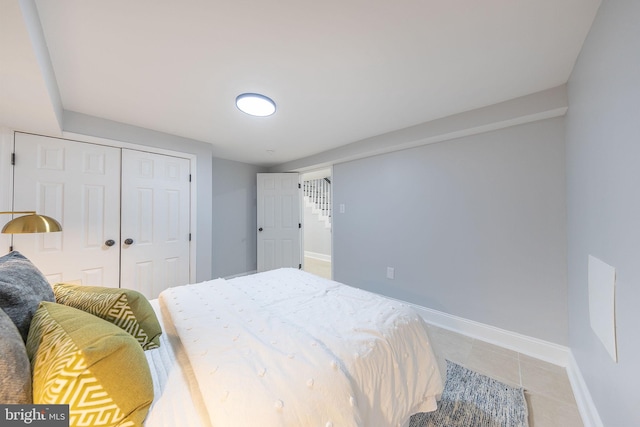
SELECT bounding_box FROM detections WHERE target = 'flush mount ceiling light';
[236,93,276,117]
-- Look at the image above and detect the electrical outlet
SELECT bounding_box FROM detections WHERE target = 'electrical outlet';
[386,267,395,279]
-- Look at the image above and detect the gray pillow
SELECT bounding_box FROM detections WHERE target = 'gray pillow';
[0,251,55,341]
[0,307,32,403]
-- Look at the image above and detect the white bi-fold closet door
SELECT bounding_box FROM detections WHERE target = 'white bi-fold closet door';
[11,132,191,299]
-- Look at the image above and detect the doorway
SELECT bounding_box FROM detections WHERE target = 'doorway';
[301,169,332,279]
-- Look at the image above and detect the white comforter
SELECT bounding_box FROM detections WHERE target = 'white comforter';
[158,269,442,427]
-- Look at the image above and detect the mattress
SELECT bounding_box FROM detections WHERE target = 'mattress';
[148,268,442,427]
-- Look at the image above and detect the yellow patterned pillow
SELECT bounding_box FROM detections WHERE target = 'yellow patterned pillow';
[54,283,161,350]
[26,302,154,427]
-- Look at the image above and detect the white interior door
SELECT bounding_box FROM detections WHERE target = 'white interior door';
[120,149,191,299]
[12,132,121,286]
[257,173,301,272]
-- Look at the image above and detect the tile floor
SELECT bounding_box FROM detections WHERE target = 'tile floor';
[303,259,583,426]
[303,256,332,279]
[425,324,583,427]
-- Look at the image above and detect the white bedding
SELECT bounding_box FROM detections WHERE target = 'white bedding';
[144,300,211,427]
[151,268,442,427]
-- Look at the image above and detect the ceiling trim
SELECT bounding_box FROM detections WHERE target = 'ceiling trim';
[18,0,63,130]
[271,85,568,173]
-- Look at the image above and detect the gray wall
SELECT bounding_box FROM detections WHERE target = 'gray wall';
[332,117,568,344]
[212,157,265,278]
[565,0,640,424]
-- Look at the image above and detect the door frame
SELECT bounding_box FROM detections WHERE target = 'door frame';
[0,128,15,251]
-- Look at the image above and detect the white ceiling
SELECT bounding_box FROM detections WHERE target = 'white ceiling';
[1,0,600,166]
[0,0,60,136]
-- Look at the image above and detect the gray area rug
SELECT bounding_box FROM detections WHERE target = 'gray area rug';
[410,360,528,427]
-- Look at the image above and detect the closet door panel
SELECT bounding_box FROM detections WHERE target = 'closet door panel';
[12,133,121,286]
[120,149,190,299]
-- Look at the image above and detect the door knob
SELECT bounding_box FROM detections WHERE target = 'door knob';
[105,239,115,247]
[124,238,134,245]
[258,227,263,232]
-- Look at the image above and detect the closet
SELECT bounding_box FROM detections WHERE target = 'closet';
[10,132,191,299]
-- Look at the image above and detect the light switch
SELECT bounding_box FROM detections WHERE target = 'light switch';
[386,267,395,279]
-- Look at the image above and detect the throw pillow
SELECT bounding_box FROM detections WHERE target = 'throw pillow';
[0,308,32,404]
[54,283,161,350]
[26,301,154,427]
[0,251,55,341]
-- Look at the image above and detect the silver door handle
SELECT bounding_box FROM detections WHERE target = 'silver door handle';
[124,238,134,245]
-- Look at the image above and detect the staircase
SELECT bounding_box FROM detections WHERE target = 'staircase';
[303,177,331,228]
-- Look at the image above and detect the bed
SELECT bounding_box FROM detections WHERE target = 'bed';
[144,268,443,427]
[0,250,442,427]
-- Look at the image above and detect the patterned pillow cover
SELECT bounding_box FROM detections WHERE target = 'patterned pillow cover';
[26,301,154,427]
[54,283,162,350]
[0,251,55,342]
[0,307,32,404]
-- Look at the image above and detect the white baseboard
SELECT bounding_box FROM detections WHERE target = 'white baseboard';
[406,302,570,366]
[304,251,331,263]
[566,352,604,427]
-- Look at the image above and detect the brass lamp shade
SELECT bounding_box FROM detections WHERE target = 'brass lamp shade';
[1,212,62,234]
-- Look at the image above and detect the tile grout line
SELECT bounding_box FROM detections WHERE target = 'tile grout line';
[517,352,524,387]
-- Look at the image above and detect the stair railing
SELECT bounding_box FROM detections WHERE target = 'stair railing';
[303,178,331,222]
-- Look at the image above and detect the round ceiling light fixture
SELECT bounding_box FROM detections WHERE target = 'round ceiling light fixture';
[235,93,276,117]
